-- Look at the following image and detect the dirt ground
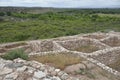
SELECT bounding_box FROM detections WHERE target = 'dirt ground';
[64,61,120,80]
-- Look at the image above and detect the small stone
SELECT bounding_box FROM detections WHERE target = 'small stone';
[51,76,61,80]
[48,67,55,73]
[34,71,46,79]
[71,77,79,80]
[55,69,60,73]
[32,78,38,80]
[0,63,5,69]
[43,78,51,80]
[27,66,36,74]
[60,73,69,80]
[4,72,18,80]
[14,58,26,63]
[40,65,46,71]
[30,61,41,69]
[51,71,57,76]
[17,66,27,72]
[0,67,13,76]
[58,71,65,77]
[26,77,33,80]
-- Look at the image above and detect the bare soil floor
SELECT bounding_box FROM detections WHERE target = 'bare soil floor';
[73,45,99,53]
[29,53,120,80]
[101,37,120,47]
[64,61,120,80]
[108,58,120,72]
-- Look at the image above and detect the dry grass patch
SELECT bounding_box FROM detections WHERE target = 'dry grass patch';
[74,45,99,53]
[4,42,27,49]
[102,37,120,47]
[83,34,106,39]
[108,58,120,72]
[29,53,81,70]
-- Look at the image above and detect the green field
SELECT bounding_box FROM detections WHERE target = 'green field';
[0,8,120,43]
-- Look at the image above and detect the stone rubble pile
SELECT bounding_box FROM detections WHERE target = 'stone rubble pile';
[0,58,79,80]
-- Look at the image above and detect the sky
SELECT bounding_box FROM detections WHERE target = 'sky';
[0,0,120,8]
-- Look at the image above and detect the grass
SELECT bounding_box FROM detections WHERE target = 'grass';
[74,45,99,53]
[1,49,28,60]
[29,53,81,70]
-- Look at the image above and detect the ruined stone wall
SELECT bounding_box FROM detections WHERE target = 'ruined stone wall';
[57,38,109,52]
[91,47,120,65]
[0,31,120,78]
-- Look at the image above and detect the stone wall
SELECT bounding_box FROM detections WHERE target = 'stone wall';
[91,47,120,65]
[56,38,110,52]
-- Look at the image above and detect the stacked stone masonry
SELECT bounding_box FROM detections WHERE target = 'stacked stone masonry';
[0,31,120,80]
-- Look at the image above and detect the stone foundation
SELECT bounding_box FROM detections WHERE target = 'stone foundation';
[0,31,120,79]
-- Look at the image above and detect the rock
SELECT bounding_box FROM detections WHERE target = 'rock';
[51,76,61,80]
[0,63,5,69]
[70,77,79,80]
[58,71,65,77]
[0,77,3,80]
[51,71,57,76]
[32,78,38,80]
[27,66,36,74]
[64,63,86,74]
[5,63,23,68]
[55,69,60,73]
[4,72,18,80]
[33,71,46,79]
[0,67,13,76]
[43,78,51,80]
[60,73,69,80]
[16,66,27,72]
[84,61,95,69]
[30,61,41,69]
[47,67,55,73]
[40,65,46,71]
[14,58,26,63]
[26,77,33,80]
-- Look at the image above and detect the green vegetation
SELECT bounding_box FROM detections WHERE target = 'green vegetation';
[1,49,28,60]
[0,8,120,43]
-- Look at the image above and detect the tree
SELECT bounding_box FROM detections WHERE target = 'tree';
[6,12,12,16]
[0,12,5,16]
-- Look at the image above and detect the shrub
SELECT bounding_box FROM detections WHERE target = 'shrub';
[2,49,28,60]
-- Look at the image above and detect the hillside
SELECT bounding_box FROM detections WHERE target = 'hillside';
[0,8,120,43]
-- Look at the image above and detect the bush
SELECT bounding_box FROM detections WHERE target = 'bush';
[2,49,28,60]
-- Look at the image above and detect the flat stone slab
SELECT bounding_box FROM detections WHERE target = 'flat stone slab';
[4,72,18,80]
[0,67,13,76]
[33,71,46,79]
[5,63,24,68]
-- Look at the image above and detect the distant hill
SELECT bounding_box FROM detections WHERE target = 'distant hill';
[0,7,67,13]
